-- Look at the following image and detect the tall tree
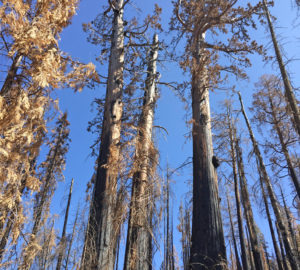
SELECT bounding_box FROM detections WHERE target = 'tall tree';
[170,1,263,268]
[238,92,300,270]
[252,75,300,199]
[262,0,300,136]
[124,34,159,270]
[82,1,161,268]
[19,112,70,270]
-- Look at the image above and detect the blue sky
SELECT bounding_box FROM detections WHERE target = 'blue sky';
[50,0,300,268]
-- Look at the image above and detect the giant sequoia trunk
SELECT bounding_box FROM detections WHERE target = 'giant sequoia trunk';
[235,133,265,270]
[262,0,300,137]
[81,1,125,269]
[239,92,300,270]
[123,34,158,270]
[189,35,226,270]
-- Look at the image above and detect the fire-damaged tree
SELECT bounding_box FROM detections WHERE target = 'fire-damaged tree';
[169,1,264,268]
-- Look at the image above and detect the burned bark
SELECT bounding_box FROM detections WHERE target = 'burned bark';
[82,1,125,269]
[123,34,158,270]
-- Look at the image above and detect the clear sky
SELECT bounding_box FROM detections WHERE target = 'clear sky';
[50,1,300,268]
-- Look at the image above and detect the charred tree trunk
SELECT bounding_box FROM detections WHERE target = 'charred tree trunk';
[267,94,300,199]
[245,225,256,270]
[259,175,284,270]
[262,0,300,137]
[238,92,300,270]
[227,116,249,270]
[123,34,158,270]
[65,206,79,270]
[235,133,265,270]
[276,222,292,270]
[226,192,242,270]
[82,1,125,269]
[190,34,226,270]
[280,186,299,256]
[56,178,74,270]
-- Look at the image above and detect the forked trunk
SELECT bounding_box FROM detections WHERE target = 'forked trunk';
[123,34,158,270]
[82,1,125,269]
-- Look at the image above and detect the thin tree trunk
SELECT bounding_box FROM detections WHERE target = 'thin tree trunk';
[227,116,249,270]
[64,206,79,270]
[190,34,226,270]
[56,178,74,270]
[259,174,284,270]
[267,94,300,199]
[245,225,256,270]
[235,132,265,270]
[262,0,300,137]
[82,1,125,269]
[123,34,158,270]
[238,92,300,270]
[276,222,292,270]
[226,192,242,270]
[279,186,299,256]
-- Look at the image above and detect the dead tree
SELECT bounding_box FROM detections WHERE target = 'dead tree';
[123,34,159,270]
[238,92,300,270]
[262,0,300,137]
[56,178,74,270]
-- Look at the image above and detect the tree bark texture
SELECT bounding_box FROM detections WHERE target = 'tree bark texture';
[189,35,226,270]
[262,0,300,137]
[82,1,125,269]
[123,34,158,270]
[238,92,300,270]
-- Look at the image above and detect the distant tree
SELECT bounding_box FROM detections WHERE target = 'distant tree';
[19,113,70,270]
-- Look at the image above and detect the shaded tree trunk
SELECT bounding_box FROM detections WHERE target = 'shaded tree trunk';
[238,92,300,270]
[276,222,292,270]
[262,0,300,137]
[245,225,256,270]
[123,34,158,270]
[56,178,74,270]
[190,34,226,270]
[82,1,125,269]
